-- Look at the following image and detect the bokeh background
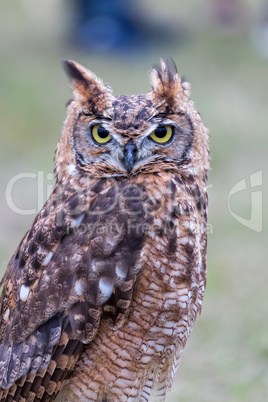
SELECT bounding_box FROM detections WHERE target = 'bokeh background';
[0,0,267,401]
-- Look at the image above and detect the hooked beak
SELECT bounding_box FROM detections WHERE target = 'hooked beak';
[124,141,137,173]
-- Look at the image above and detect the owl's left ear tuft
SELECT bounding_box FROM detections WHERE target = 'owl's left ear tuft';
[62,59,112,101]
[150,57,189,103]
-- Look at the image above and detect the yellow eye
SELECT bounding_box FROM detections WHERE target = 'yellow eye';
[150,125,173,144]
[92,125,111,144]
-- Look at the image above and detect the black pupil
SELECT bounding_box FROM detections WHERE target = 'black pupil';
[155,127,167,138]
[97,126,109,138]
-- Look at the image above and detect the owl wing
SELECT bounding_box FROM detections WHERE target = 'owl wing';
[0,178,149,399]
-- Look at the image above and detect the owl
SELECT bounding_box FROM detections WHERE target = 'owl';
[0,57,209,401]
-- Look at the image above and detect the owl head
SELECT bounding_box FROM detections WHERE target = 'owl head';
[55,58,209,182]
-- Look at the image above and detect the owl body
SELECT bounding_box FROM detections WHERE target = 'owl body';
[0,58,209,401]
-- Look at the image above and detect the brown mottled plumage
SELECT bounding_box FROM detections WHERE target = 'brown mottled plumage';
[0,58,209,401]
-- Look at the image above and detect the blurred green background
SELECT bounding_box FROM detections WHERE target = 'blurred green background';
[0,0,267,401]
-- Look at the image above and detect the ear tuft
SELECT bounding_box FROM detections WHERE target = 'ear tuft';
[62,59,89,90]
[61,59,112,101]
[150,57,185,101]
[160,57,179,83]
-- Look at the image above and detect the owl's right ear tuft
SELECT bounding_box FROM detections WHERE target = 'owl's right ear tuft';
[61,59,112,101]
[62,59,89,88]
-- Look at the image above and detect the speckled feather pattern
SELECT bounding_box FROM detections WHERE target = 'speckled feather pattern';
[0,57,209,401]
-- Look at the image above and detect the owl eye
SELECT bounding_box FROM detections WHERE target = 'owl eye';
[91,125,111,144]
[149,125,173,144]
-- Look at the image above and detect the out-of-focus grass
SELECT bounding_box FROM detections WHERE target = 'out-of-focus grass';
[0,0,267,401]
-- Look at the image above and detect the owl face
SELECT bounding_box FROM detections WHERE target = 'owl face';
[56,58,209,181]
